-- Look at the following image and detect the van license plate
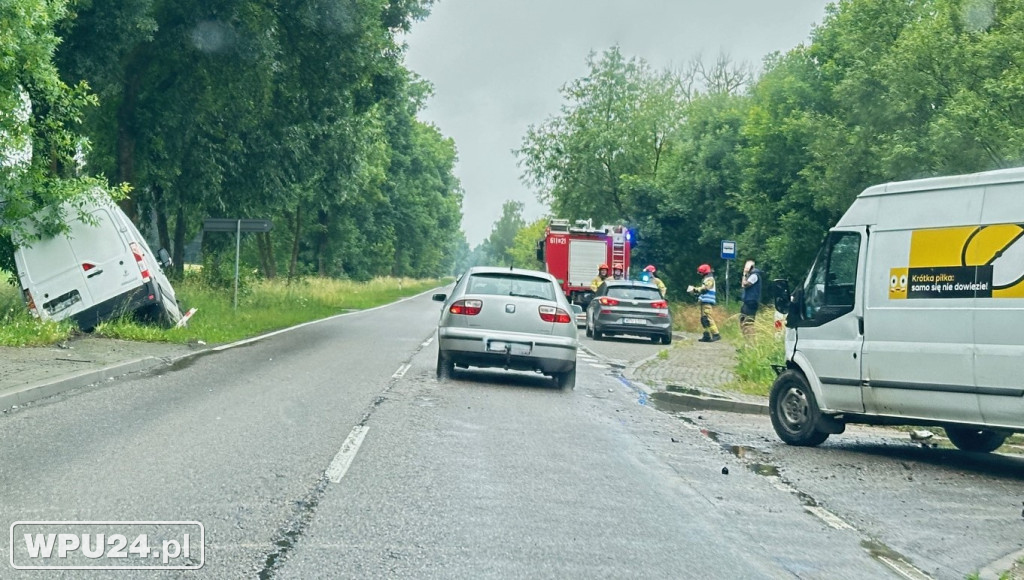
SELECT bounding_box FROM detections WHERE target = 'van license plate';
[487,341,532,355]
[623,318,647,325]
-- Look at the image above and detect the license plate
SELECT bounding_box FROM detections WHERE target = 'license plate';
[487,341,532,355]
[623,318,648,325]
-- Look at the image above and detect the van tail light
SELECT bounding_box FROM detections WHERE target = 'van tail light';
[651,300,668,309]
[23,289,37,314]
[598,297,619,306]
[450,299,482,315]
[539,305,572,323]
[82,263,96,272]
[129,242,151,283]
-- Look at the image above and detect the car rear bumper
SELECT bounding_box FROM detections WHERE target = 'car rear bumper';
[594,313,672,337]
[438,327,577,374]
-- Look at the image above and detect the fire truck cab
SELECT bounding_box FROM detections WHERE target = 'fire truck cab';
[536,218,632,305]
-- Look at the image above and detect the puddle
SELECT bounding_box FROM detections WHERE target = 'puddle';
[665,385,730,399]
[650,392,700,413]
[748,463,781,477]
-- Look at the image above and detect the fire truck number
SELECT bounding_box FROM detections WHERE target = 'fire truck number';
[549,237,568,245]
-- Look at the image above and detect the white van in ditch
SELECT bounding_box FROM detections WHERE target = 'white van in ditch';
[14,195,183,330]
[771,166,1024,453]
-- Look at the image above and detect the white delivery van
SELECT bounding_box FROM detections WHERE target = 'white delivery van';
[13,194,183,330]
[770,167,1024,453]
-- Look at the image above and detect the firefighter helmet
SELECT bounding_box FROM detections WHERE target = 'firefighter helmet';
[613,262,624,270]
[644,265,656,273]
[598,263,609,271]
[698,264,711,275]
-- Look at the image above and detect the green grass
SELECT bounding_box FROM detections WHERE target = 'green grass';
[1,271,446,346]
[0,277,76,346]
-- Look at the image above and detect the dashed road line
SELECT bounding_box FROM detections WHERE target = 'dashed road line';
[325,425,369,483]
[392,364,411,378]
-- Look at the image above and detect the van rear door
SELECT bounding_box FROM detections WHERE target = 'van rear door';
[15,228,90,319]
[793,228,867,413]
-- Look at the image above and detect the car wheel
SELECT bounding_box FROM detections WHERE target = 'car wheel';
[662,333,673,345]
[555,365,576,390]
[769,370,829,446]
[585,320,593,338]
[593,327,603,340]
[945,426,1007,453]
[436,350,454,381]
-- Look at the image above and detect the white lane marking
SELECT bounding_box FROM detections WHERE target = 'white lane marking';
[421,336,434,348]
[212,287,442,352]
[392,364,411,378]
[876,556,932,580]
[326,425,369,483]
[804,506,856,531]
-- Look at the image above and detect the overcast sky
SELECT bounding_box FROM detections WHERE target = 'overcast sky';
[402,0,833,246]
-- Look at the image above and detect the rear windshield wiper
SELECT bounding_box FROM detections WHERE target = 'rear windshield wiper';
[509,292,550,300]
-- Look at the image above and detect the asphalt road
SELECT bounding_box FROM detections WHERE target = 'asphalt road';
[0,293,1020,578]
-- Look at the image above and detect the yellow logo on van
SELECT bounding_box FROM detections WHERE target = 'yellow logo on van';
[888,268,908,299]
[896,224,1024,299]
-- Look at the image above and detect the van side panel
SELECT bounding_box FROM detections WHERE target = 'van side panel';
[974,183,1024,428]
[862,220,983,424]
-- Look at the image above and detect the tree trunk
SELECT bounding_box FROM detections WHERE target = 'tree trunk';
[116,69,141,223]
[317,208,329,277]
[257,232,277,279]
[172,207,186,277]
[152,184,172,256]
[288,205,302,280]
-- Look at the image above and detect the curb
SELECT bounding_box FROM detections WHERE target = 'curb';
[0,356,166,412]
[978,547,1024,580]
[650,390,769,416]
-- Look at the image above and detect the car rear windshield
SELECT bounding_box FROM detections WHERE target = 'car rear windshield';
[607,286,662,300]
[467,273,557,301]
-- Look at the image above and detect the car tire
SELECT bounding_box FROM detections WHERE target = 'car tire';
[769,370,829,447]
[662,333,673,345]
[593,327,603,340]
[436,350,454,381]
[585,322,593,338]
[649,335,659,343]
[945,426,1007,453]
[555,365,576,390]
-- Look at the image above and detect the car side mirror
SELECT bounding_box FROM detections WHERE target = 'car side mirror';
[432,293,447,302]
[158,248,173,269]
[772,279,790,314]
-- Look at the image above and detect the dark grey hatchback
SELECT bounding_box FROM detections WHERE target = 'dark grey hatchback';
[585,280,672,344]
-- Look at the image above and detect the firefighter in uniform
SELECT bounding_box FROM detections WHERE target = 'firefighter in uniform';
[640,265,667,297]
[612,263,625,280]
[590,263,610,293]
[687,263,721,342]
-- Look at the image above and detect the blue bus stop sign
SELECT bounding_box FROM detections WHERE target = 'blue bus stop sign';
[721,240,736,260]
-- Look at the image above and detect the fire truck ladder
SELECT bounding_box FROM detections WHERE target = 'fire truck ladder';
[611,236,626,270]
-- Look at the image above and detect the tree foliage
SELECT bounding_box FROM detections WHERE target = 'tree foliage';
[516,0,1024,297]
[3,0,462,281]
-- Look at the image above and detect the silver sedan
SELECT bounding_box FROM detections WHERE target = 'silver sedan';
[433,266,579,389]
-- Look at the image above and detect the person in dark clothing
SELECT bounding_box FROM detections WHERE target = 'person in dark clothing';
[740,259,762,338]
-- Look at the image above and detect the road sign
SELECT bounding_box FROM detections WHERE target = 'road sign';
[202,218,273,233]
[721,240,736,260]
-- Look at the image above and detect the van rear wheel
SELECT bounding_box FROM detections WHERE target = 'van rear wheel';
[769,370,830,447]
[945,427,1007,453]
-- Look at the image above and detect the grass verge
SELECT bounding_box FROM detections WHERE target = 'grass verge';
[1,272,445,346]
[671,300,782,397]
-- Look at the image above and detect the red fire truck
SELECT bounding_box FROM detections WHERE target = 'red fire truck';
[536,219,632,305]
